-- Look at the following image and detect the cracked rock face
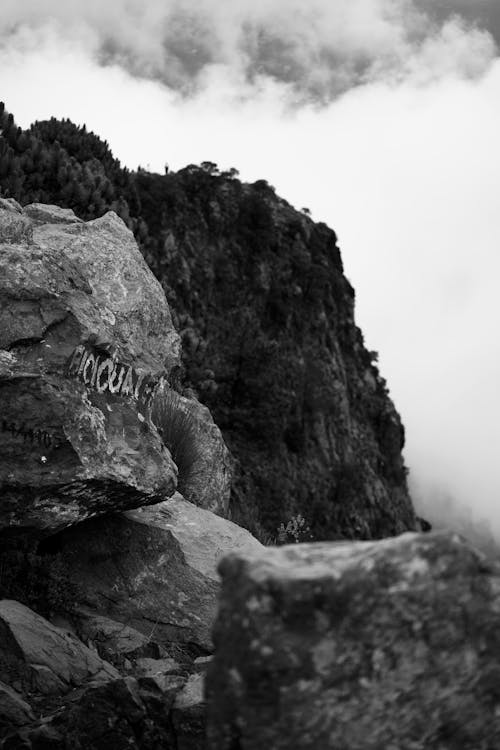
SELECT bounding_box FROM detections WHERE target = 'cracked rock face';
[0,202,180,536]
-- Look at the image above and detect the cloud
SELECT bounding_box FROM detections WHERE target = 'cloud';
[0,0,496,102]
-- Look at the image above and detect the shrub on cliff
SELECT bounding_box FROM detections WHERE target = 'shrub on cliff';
[276,515,313,544]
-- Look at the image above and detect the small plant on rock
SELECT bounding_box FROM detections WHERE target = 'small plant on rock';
[276,514,313,544]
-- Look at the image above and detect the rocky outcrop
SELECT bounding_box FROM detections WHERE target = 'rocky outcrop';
[0,201,180,536]
[207,531,500,749]
[39,495,263,654]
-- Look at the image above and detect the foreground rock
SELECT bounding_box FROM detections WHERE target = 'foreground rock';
[0,202,180,536]
[49,495,263,653]
[207,531,500,750]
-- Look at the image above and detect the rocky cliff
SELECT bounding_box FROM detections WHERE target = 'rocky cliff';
[0,106,417,542]
[144,174,416,541]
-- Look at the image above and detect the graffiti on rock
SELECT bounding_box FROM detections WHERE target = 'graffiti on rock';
[67,344,157,407]
[1,419,62,449]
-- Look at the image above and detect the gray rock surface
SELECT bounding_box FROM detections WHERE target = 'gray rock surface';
[0,203,181,536]
[207,531,500,750]
[135,657,182,679]
[53,677,159,749]
[0,681,35,729]
[74,613,168,666]
[130,493,263,582]
[0,199,32,244]
[23,203,84,226]
[0,198,22,214]
[172,673,206,750]
[0,600,118,698]
[47,496,264,653]
[4,676,178,749]
[193,656,212,674]
[0,602,199,748]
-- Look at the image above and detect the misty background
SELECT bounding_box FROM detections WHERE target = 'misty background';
[2,0,499,545]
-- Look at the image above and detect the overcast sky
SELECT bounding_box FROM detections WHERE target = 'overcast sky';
[1,0,499,541]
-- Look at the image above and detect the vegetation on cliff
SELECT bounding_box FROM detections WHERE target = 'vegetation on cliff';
[0,101,416,542]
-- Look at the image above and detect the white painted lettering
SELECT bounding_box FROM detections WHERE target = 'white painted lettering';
[109,363,125,393]
[97,359,114,393]
[121,366,135,396]
[82,353,95,384]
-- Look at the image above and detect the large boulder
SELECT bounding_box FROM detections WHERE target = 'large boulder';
[47,495,264,653]
[207,531,500,749]
[0,202,181,536]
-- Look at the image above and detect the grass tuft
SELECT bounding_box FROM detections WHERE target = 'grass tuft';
[151,388,202,497]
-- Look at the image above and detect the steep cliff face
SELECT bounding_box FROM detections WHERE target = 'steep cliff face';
[0,107,416,541]
[140,173,416,541]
